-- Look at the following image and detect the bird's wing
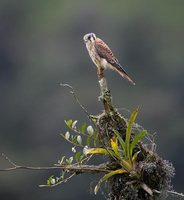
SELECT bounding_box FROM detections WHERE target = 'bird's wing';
[95,38,118,67]
[95,38,135,85]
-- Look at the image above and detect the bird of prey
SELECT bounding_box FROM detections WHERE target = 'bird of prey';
[83,33,135,85]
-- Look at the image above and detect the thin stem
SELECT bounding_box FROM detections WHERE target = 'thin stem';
[1,153,109,174]
[39,173,76,188]
[65,123,96,141]
[60,83,96,127]
[167,190,184,198]
[0,164,110,173]
[60,133,85,148]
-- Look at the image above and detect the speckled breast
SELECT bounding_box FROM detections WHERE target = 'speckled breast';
[87,43,101,68]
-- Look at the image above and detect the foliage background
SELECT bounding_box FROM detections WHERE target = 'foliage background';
[0,1,183,199]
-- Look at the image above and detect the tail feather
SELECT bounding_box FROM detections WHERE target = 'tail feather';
[113,63,135,85]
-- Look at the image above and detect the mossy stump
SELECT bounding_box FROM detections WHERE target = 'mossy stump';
[95,77,174,200]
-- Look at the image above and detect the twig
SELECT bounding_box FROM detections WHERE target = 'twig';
[0,165,62,172]
[60,133,85,148]
[1,153,17,167]
[39,173,76,188]
[0,164,110,173]
[1,153,109,173]
[167,190,184,198]
[153,189,184,198]
[60,83,93,123]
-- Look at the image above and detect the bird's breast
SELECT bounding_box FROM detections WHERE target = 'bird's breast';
[86,44,101,68]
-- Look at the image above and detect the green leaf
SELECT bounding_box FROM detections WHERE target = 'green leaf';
[47,175,54,185]
[93,131,98,147]
[84,147,118,160]
[121,159,133,172]
[75,152,82,162]
[71,135,77,144]
[130,130,147,157]
[86,135,91,146]
[60,171,65,180]
[94,169,127,195]
[65,119,73,127]
[113,130,125,152]
[79,123,87,133]
[71,120,78,128]
[132,151,140,162]
[85,148,110,155]
[66,157,73,164]
[125,108,139,160]
[59,156,66,165]
[111,138,120,159]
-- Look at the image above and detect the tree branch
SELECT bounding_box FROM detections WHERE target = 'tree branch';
[0,153,109,173]
[167,190,184,198]
[153,189,184,198]
[60,83,94,123]
[0,164,110,173]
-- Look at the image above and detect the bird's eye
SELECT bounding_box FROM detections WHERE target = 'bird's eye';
[88,36,91,40]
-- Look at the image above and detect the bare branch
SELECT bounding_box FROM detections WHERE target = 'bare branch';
[60,83,93,122]
[1,153,17,167]
[0,164,110,173]
[153,189,184,199]
[167,190,184,198]
[0,165,61,172]
[0,153,109,173]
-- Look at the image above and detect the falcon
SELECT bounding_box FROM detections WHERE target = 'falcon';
[83,33,135,85]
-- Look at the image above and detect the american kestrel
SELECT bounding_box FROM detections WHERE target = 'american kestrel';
[83,33,135,85]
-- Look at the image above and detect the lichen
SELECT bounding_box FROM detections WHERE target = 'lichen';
[96,111,175,200]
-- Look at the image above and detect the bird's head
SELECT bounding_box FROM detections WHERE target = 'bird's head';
[83,33,96,44]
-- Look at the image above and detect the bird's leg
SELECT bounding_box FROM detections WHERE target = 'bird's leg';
[97,67,104,80]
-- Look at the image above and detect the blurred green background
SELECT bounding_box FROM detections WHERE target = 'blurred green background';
[0,0,183,199]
